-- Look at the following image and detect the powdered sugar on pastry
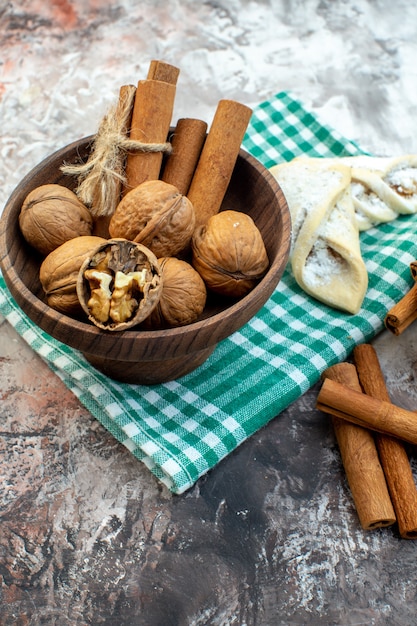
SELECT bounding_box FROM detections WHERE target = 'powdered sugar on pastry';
[350,181,398,230]
[270,160,368,314]
[294,155,417,228]
[385,163,417,199]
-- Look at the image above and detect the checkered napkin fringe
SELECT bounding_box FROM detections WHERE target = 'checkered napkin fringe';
[1,92,417,494]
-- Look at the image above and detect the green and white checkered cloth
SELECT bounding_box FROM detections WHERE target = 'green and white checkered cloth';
[1,92,417,494]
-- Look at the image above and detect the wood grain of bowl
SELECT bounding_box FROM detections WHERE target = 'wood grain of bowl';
[0,136,291,384]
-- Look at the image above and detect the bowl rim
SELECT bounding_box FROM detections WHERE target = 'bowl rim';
[0,135,291,360]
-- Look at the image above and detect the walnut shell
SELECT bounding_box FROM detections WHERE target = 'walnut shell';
[142,257,207,329]
[19,184,93,256]
[191,210,269,298]
[108,180,195,258]
[39,235,107,316]
[76,239,163,331]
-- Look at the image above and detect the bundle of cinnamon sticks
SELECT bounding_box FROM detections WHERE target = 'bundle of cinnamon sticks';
[66,59,253,237]
[317,344,417,538]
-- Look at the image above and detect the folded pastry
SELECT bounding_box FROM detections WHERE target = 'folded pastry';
[294,155,417,230]
[270,159,368,314]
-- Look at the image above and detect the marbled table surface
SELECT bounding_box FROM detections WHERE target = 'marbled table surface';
[1,1,417,624]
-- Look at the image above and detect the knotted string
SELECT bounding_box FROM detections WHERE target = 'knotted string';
[61,85,172,217]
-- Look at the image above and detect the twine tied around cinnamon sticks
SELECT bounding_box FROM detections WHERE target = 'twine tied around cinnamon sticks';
[60,58,252,232]
[60,84,173,218]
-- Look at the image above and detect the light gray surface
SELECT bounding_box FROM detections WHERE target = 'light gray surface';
[1,2,417,624]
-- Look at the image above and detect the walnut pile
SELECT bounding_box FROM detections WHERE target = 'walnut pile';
[21,153,269,333]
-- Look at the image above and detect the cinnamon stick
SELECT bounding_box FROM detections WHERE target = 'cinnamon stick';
[124,61,179,193]
[409,260,417,280]
[161,118,208,195]
[322,363,395,530]
[187,99,253,230]
[317,378,417,445]
[354,344,417,539]
[147,60,180,83]
[384,282,417,335]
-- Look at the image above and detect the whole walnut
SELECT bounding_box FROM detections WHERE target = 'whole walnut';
[108,180,195,258]
[143,257,207,329]
[39,235,107,316]
[19,183,93,256]
[192,210,269,298]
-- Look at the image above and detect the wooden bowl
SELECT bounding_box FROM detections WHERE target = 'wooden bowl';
[0,136,291,384]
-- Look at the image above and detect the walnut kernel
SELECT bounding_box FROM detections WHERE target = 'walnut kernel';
[76,239,163,331]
